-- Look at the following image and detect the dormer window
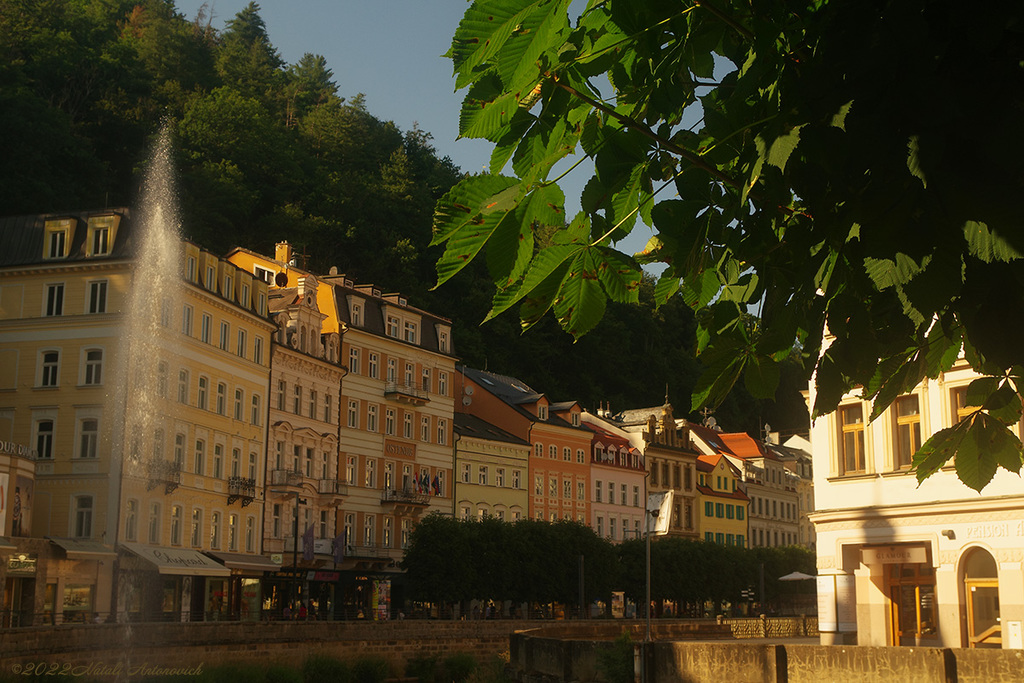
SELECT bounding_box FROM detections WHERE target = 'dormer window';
[571,412,580,427]
[205,266,215,290]
[439,330,450,353]
[352,302,363,327]
[186,256,197,282]
[92,226,108,255]
[44,219,71,259]
[223,274,234,301]
[254,265,274,284]
[403,320,418,344]
[240,283,250,308]
[538,405,548,420]
[387,316,399,338]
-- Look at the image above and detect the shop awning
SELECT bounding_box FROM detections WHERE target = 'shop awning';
[48,537,117,561]
[205,551,280,574]
[120,542,229,577]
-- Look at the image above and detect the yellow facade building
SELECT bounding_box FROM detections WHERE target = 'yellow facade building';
[0,209,274,623]
[696,454,749,547]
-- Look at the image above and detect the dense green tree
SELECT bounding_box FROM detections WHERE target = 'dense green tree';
[435,0,1024,489]
[214,1,283,108]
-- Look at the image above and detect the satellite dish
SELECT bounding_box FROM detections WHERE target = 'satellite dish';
[705,416,717,428]
[464,386,475,396]
[462,396,473,406]
[274,272,288,287]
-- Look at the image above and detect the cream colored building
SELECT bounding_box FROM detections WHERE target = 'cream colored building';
[0,210,274,623]
[228,242,456,617]
[811,355,1024,649]
[453,413,530,522]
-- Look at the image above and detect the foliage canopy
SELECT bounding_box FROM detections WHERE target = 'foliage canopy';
[436,0,1024,490]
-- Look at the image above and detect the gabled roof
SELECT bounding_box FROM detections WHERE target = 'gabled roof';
[720,432,780,461]
[583,421,631,448]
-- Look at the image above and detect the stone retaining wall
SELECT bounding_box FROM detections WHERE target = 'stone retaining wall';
[509,628,1024,682]
[0,620,520,677]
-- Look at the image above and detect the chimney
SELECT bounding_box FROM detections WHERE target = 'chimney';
[275,241,292,264]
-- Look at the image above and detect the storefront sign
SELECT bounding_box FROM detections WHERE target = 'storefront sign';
[312,571,339,582]
[861,545,927,565]
[384,440,416,459]
[7,554,36,575]
[0,441,33,457]
[817,574,857,633]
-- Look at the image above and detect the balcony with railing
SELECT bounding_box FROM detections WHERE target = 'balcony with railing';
[383,381,429,405]
[270,468,304,487]
[228,476,256,506]
[381,487,431,515]
[318,479,348,498]
[146,458,182,494]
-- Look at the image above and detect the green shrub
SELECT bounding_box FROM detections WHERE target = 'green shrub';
[405,655,439,682]
[441,653,477,683]
[596,632,635,683]
[264,664,303,683]
[350,657,388,683]
[303,654,350,683]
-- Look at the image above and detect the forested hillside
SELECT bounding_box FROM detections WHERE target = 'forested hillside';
[0,0,808,437]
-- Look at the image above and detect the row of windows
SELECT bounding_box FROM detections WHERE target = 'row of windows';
[162,431,258,480]
[268,505,336,542]
[461,464,523,489]
[595,515,642,540]
[703,500,747,520]
[749,528,797,547]
[460,507,524,522]
[342,456,447,495]
[649,460,694,490]
[178,304,263,363]
[336,511,414,550]
[344,400,448,444]
[704,532,746,547]
[347,348,449,394]
[124,498,256,552]
[348,300,451,354]
[593,444,641,469]
[836,389,958,476]
[534,510,587,523]
[275,380,336,422]
[699,472,738,493]
[42,280,108,317]
[35,348,104,388]
[534,474,586,500]
[750,496,797,521]
[187,255,266,316]
[533,442,587,463]
[162,364,263,425]
[594,480,642,507]
[33,413,100,460]
[273,441,334,479]
[44,218,112,261]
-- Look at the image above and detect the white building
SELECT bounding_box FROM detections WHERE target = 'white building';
[810,356,1024,649]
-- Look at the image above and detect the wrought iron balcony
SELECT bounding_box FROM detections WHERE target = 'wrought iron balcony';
[228,476,256,506]
[146,458,182,494]
[383,381,429,405]
[381,487,430,508]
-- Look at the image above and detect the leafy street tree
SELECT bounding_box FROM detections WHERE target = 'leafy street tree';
[434,0,1024,490]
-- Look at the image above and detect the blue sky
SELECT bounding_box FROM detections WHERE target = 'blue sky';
[174,0,658,260]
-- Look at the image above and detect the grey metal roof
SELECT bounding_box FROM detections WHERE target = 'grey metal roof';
[0,208,134,267]
[454,413,531,447]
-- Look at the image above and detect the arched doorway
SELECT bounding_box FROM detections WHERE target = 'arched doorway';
[963,548,1001,648]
